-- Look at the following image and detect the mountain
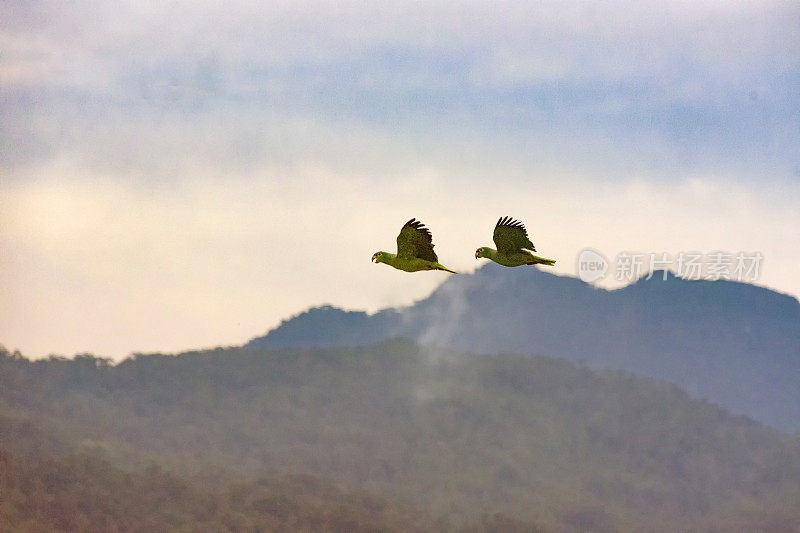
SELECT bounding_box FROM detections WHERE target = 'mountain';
[3,342,800,531]
[248,265,800,431]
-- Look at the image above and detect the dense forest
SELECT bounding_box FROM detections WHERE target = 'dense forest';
[2,341,800,531]
[0,446,449,531]
[0,382,530,531]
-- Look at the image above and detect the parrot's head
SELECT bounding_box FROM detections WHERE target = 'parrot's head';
[372,251,385,264]
[475,247,489,259]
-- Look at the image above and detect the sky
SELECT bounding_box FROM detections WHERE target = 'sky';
[1,0,799,360]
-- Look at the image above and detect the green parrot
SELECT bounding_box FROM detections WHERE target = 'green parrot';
[475,216,556,267]
[372,218,457,274]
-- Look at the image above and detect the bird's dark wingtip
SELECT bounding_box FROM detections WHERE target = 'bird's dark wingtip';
[497,216,527,231]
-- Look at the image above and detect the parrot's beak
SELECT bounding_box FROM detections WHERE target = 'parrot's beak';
[371,254,378,263]
[475,250,480,259]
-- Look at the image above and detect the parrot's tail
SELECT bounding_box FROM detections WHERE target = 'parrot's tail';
[436,264,458,274]
[531,255,556,266]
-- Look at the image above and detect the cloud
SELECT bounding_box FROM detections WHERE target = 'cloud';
[1,1,798,359]
[2,0,798,175]
[4,1,797,93]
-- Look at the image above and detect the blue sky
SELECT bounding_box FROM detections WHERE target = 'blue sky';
[2,1,799,358]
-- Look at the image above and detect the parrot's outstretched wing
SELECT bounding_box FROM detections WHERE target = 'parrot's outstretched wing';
[396,218,438,262]
[493,216,536,253]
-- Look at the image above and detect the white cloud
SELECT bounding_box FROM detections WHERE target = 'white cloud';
[3,1,797,91]
[1,0,798,359]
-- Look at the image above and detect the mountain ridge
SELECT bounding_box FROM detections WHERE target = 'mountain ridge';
[247,266,800,431]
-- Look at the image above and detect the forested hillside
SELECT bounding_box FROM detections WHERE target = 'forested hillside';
[2,342,799,531]
[0,406,457,531]
[0,444,455,532]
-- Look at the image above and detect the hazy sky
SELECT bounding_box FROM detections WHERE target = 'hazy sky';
[2,1,799,359]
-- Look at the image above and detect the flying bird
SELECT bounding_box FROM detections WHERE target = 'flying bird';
[475,216,556,267]
[372,218,457,273]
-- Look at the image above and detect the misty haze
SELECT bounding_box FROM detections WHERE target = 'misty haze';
[2,1,800,532]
